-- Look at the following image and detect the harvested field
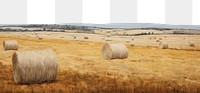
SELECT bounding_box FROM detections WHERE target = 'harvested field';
[0,31,200,92]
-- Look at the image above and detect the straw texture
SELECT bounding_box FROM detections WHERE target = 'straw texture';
[3,40,18,51]
[159,42,168,49]
[12,49,58,84]
[102,43,128,60]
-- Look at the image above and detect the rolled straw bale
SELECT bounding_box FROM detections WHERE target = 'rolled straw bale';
[130,43,134,46]
[38,36,43,40]
[189,43,195,47]
[130,41,134,46]
[105,38,112,41]
[46,33,51,35]
[35,33,42,40]
[126,40,130,43]
[150,37,156,40]
[106,33,111,37]
[102,43,128,60]
[84,36,89,39]
[73,36,76,39]
[156,40,160,42]
[3,40,18,51]
[12,49,58,84]
[159,42,168,49]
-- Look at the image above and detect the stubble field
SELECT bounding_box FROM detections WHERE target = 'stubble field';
[0,30,200,93]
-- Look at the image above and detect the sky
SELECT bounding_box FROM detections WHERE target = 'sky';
[0,0,199,25]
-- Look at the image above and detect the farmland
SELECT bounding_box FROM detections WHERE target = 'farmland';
[0,29,200,92]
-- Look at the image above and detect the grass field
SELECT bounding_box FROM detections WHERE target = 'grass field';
[0,30,200,92]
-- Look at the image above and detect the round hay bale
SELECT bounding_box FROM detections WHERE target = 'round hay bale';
[3,40,18,51]
[84,36,89,39]
[38,37,43,40]
[189,43,195,47]
[105,38,112,41]
[130,41,134,46]
[130,44,134,46]
[12,49,58,84]
[106,33,110,37]
[126,40,130,43]
[46,33,51,35]
[102,43,128,60]
[156,40,160,42]
[159,42,168,49]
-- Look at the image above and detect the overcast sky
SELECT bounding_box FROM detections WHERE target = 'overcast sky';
[0,0,199,25]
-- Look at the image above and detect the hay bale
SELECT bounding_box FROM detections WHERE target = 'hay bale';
[35,33,42,40]
[150,37,156,40]
[189,43,195,47]
[105,38,112,41]
[130,44,134,46]
[107,31,111,33]
[46,33,51,35]
[38,37,43,40]
[106,33,110,37]
[3,40,18,51]
[126,40,130,43]
[84,36,89,39]
[159,42,168,49]
[12,49,58,84]
[156,40,160,42]
[102,43,128,60]
[123,32,126,35]
[130,40,134,46]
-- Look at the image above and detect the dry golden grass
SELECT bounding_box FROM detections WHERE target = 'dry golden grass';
[1,31,200,50]
[0,31,200,92]
[1,63,200,93]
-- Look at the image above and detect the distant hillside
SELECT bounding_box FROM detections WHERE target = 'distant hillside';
[1,23,200,31]
[64,23,200,30]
